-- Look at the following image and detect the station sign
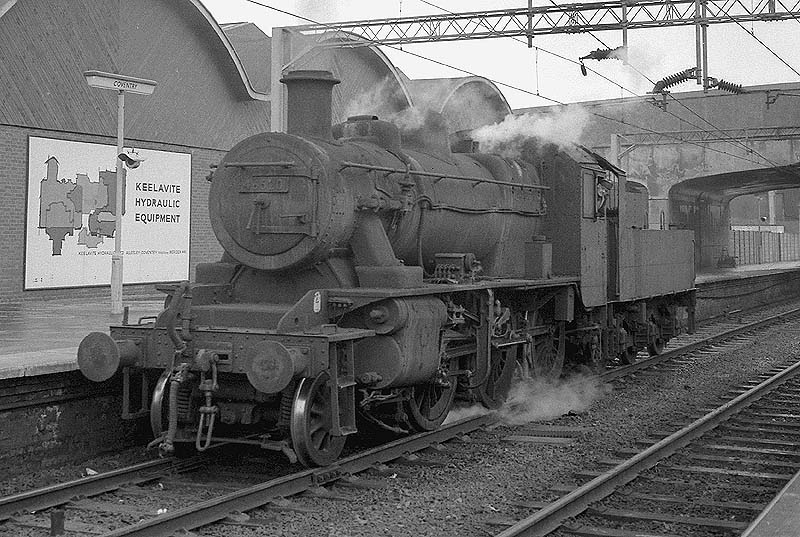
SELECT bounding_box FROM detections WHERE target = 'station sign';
[83,70,157,95]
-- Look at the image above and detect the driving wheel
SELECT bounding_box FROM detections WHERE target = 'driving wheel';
[474,346,518,409]
[619,346,638,365]
[150,371,170,438]
[647,337,665,356]
[405,374,456,431]
[290,371,346,467]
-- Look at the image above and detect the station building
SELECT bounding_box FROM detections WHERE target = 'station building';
[0,0,512,303]
[0,0,276,302]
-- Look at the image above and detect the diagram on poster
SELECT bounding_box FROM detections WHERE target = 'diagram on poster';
[25,136,191,289]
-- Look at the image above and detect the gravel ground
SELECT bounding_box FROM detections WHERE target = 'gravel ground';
[235,322,799,537]
[1,309,799,537]
[0,445,153,497]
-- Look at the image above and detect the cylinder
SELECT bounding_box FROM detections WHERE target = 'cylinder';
[353,297,446,388]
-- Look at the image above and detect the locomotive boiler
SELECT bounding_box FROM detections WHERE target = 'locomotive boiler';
[77,70,696,467]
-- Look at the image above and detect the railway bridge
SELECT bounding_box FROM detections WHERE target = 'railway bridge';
[522,84,800,270]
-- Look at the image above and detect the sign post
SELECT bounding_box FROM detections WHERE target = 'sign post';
[84,70,157,314]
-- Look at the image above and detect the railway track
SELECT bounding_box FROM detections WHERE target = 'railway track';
[3,305,800,536]
[494,310,800,537]
[0,415,492,536]
[496,359,800,537]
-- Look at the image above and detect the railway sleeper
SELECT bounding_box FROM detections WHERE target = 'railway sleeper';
[587,506,750,530]
[562,524,684,537]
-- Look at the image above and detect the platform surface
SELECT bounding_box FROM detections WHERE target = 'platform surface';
[695,260,800,285]
[0,296,164,379]
[741,469,800,537]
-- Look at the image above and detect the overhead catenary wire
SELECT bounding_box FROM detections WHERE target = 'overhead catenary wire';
[528,1,782,167]
[487,0,797,170]
[417,0,779,167]
[421,0,797,170]
[715,0,800,78]
[242,0,773,166]
[416,0,641,99]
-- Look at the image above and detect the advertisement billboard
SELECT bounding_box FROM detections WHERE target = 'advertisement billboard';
[25,136,191,289]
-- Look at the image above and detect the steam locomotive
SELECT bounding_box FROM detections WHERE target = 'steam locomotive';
[77,70,696,467]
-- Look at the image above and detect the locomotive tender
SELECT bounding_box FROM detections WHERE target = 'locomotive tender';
[77,70,696,467]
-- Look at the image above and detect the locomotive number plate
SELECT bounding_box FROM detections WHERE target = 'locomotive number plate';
[239,177,289,193]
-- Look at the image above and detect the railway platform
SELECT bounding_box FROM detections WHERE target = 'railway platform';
[695,259,800,284]
[741,469,800,537]
[693,261,800,320]
[1,260,800,381]
[0,295,164,380]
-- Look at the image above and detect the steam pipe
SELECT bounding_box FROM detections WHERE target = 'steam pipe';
[340,161,550,190]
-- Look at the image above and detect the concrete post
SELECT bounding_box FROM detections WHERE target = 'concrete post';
[768,190,777,225]
[111,90,125,314]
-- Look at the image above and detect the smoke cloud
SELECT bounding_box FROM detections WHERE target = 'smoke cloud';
[471,106,591,157]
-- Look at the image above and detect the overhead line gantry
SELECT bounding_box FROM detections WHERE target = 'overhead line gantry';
[287,0,800,43]
[270,0,800,130]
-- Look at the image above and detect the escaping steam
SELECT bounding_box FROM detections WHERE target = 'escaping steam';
[471,106,591,157]
[344,78,438,133]
[442,403,491,425]
[443,373,608,427]
[293,1,344,21]
[498,373,608,426]
[343,76,410,123]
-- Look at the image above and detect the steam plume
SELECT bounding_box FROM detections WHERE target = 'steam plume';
[343,76,408,121]
[471,107,590,157]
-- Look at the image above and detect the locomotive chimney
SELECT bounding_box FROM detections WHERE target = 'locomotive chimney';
[280,70,340,139]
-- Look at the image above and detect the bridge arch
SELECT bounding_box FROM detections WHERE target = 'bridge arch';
[669,163,800,268]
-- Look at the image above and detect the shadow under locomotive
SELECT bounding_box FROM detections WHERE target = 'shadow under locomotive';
[76,70,696,467]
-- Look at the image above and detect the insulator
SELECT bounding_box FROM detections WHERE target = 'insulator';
[651,68,697,94]
[713,79,744,94]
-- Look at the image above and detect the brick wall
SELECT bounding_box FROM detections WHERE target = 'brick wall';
[0,124,225,303]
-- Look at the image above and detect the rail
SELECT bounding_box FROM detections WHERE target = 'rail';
[0,458,200,522]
